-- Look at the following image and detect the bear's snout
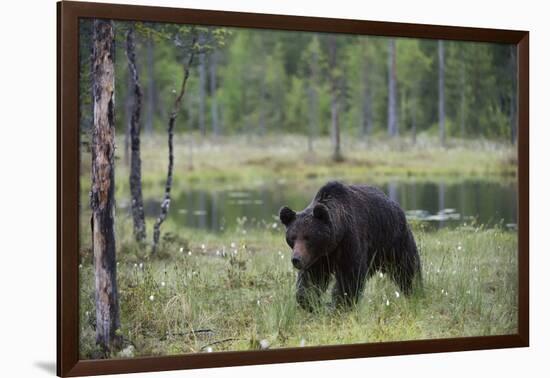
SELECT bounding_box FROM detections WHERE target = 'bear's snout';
[291,255,302,269]
[291,239,309,269]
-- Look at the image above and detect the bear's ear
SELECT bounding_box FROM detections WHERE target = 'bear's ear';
[313,203,330,223]
[279,206,296,227]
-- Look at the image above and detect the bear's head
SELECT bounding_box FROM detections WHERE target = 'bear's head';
[279,203,333,270]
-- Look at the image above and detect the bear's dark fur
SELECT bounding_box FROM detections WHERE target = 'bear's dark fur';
[279,181,421,310]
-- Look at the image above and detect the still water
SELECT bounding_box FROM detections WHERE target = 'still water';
[140,180,517,232]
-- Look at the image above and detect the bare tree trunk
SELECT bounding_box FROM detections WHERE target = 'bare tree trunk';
[198,35,207,138]
[209,51,219,136]
[328,35,343,162]
[145,36,155,134]
[90,19,121,353]
[152,37,197,254]
[438,40,446,146]
[387,39,398,137]
[126,25,146,242]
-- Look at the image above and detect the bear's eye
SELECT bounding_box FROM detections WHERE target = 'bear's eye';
[286,236,295,247]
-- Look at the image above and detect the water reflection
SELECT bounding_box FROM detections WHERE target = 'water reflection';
[140,180,517,232]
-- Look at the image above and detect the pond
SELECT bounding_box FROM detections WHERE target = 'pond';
[140,179,517,232]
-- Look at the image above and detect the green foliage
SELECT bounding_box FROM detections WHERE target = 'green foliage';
[79,19,516,142]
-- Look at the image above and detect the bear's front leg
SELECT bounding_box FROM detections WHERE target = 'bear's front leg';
[332,266,368,309]
[296,259,330,311]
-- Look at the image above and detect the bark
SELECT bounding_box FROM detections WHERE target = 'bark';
[438,40,446,146]
[209,51,219,136]
[328,35,343,162]
[387,39,398,137]
[126,26,146,242]
[145,36,155,134]
[90,19,121,353]
[152,37,197,254]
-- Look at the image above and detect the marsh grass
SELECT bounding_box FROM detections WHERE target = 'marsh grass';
[80,133,516,198]
[79,217,518,358]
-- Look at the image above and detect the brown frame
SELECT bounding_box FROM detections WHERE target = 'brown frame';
[57,1,529,376]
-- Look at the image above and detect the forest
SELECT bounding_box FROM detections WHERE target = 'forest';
[79,21,518,149]
[78,20,518,358]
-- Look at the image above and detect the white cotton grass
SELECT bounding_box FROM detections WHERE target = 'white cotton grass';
[259,339,270,350]
[395,291,400,298]
[205,347,213,353]
[161,281,166,287]
[300,339,306,347]
[386,299,390,306]
[149,295,155,301]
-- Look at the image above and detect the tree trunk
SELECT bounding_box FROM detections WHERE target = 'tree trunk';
[328,35,343,162]
[126,26,146,242]
[198,35,207,138]
[209,51,219,136]
[387,39,398,137]
[152,38,197,254]
[145,36,155,134]
[438,40,446,146]
[90,19,121,353]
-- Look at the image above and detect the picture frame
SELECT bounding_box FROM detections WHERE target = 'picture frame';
[57,1,529,376]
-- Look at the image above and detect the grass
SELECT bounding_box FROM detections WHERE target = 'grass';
[80,133,517,197]
[78,217,518,359]
[78,133,518,358]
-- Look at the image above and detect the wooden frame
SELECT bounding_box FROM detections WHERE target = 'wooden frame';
[57,1,529,376]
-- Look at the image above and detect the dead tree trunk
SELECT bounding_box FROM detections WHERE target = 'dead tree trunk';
[438,40,446,146]
[152,37,197,254]
[387,39,398,137]
[90,19,121,353]
[126,26,146,242]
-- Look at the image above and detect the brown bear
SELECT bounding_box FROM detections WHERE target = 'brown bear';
[279,181,421,310]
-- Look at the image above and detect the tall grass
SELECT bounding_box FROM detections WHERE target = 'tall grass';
[79,218,518,358]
